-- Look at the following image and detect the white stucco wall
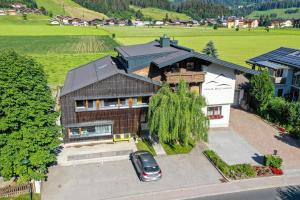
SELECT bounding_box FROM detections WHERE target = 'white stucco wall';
[201,63,236,128]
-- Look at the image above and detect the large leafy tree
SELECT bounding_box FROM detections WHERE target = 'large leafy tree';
[250,70,274,115]
[0,50,60,182]
[148,81,209,146]
[202,41,218,58]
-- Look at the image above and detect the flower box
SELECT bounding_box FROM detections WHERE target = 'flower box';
[270,167,283,175]
[208,114,224,120]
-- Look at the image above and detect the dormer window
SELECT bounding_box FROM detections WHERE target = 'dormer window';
[172,63,180,72]
[186,62,195,71]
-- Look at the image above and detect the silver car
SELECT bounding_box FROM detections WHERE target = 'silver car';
[130,151,162,182]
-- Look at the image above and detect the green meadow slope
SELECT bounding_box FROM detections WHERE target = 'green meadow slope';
[247,7,300,19]
[130,5,191,20]
[35,0,108,19]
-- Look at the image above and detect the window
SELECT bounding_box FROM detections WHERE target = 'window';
[142,96,149,104]
[119,98,128,107]
[69,128,80,136]
[69,124,112,138]
[76,100,86,108]
[87,100,95,109]
[172,63,180,72]
[277,89,283,97]
[274,69,283,77]
[103,99,118,107]
[207,106,222,117]
[186,62,194,71]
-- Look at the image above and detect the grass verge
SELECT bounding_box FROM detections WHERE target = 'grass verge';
[0,193,40,200]
[162,142,194,155]
[135,138,157,156]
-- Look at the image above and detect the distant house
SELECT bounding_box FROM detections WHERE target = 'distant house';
[133,20,144,26]
[0,10,6,16]
[155,20,164,25]
[117,19,126,26]
[88,18,103,26]
[247,47,300,100]
[281,19,293,28]
[243,19,259,28]
[269,19,293,28]
[49,19,60,25]
[294,19,300,28]
[227,18,235,28]
[6,9,17,16]
[11,3,26,9]
[70,18,81,26]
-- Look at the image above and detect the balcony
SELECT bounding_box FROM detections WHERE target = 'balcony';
[165,71,205,84]
[271,76,286,84]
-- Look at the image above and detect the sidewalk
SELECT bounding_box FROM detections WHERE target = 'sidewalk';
[110,174,300,200]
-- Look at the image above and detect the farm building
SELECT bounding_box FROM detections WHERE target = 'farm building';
[60,35,258,143]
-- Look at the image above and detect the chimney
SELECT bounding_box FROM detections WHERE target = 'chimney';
[160,34,170,47]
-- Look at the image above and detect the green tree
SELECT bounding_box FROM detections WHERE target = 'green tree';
[148,81,209,146]
[22,13,27,21]
[202,41,218,58]
[250,70,274,115]
[0,50,60,182]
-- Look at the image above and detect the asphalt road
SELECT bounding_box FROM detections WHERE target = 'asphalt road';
[188,185,300,200]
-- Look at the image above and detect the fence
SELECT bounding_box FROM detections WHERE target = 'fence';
[0,183,31,198]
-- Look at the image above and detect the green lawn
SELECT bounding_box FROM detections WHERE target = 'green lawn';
[35,0,108,19]
[33,52,115,88]
[0,36,118,54]
[130,5,191,20]
[162,142,194,155]
[248,7,300,19]
[0,193,40,200]
[0,25,109,36]
[0,14,50,25]
[135,138,157,156]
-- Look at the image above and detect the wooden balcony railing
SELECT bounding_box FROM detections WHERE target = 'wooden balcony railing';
[165,71,205,84]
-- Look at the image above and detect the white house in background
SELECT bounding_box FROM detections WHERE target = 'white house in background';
[49,19,60,25]
[155,20,164,25]
[281,19,293,28]
[0,10,6,16]
[133,20,144,26]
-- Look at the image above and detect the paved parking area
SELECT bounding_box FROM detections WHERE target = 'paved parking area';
[42,147,221,200]
[208,128,263,165]
[230,108,300,170]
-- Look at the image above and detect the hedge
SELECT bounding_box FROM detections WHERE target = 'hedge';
[203,150,256,180]
[262,97,300,139]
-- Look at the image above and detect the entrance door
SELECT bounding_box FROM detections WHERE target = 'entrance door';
[233,89,240,106]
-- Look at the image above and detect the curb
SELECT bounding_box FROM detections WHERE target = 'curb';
[107,174,300,200]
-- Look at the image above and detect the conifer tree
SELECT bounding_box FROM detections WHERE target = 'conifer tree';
[202,41,218,58]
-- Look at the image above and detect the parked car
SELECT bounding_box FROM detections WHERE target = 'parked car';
[130,151,162,182]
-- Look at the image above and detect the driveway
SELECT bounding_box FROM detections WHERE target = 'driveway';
[208,128,263,165]
[42,146,222,200]
[230,108,300,171]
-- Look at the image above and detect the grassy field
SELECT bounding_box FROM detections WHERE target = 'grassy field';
[0,36,118,54]
[1,19,299,88]
[0,14,50,25]
[0,24,109,36]
[35,0,108,20]
[130,5,191,20]
[104,26,300,66]
[33,52,114,87]
[248,7,300,19]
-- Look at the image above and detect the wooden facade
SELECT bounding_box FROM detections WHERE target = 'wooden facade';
[60,73,159,142]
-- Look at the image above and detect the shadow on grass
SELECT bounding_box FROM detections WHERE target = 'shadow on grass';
[162,142,195,155]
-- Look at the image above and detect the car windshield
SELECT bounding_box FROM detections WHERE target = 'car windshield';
[144,166,160,172]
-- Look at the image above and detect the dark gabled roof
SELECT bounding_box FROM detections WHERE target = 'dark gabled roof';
[60,56,160,96]
[152,51,193,67]
[151,51,260,75]
[115,41,179,58]
[247,47,300,68]
[193,53,260,75]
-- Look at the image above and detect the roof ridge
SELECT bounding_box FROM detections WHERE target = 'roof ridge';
[68,55,112,72]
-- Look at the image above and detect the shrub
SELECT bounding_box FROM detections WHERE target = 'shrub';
[229,164,256,179]
[204,150,256,179]
[264,155,282,169]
